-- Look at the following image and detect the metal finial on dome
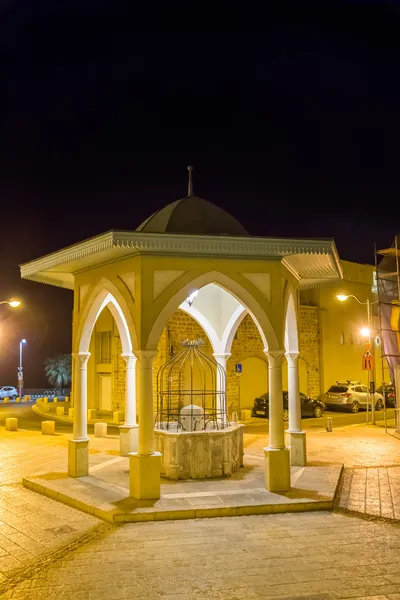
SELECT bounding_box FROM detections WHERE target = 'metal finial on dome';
[187,165,193,196]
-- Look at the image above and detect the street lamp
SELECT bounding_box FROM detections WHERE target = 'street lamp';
[18,339,27,399]
[0,300,20,307]
[336,293,378,424]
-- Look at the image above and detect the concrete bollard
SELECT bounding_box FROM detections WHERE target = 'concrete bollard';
[326,416,333,432]
[113,411,124,423]
[5,418,18,431]
[65,396,69,403]
[68,408,74,419]
[88,409,97,421]
[51,397,55,403]
[94,422,107,438]
[41,421,55,435]
[56,406,65,417]
[3,397,9,404]
[240,409,252,421]
[43,397,48,404]
[16,397,21,403]
[232,411,238,423]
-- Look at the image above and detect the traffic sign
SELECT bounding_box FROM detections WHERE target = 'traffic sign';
[362,344,374,371]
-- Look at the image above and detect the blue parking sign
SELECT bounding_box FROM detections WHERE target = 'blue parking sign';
[235,363,242,373]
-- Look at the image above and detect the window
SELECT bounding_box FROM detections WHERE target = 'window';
[100,332,111,363]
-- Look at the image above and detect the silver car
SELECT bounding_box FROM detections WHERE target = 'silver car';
[325,380,384,413]
[0,386,18,400]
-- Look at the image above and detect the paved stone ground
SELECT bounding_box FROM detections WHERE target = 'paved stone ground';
[0,430,109,587]
[2,511,400,599]
[0,421,399,598]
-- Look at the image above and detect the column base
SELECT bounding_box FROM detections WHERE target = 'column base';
[286,430,307,467]
[264,446,290,492]
[129,452,161,500]
[68,439,89,478]
[119,424,138,456]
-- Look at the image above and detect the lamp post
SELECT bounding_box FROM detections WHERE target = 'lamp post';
[337,294,378,424]
[18,339,27,399]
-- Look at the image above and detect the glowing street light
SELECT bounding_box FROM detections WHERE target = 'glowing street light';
[18,339,27,399]
[336,292,378,424]
[0,300,20,307]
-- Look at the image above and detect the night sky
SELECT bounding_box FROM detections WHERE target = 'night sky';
[1,1,400,387]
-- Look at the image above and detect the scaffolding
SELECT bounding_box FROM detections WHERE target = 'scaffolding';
[375,234,400,432]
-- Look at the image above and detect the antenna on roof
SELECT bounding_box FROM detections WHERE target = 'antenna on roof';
[187,165,193,196]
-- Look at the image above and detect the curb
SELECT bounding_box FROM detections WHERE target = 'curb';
[31,404,122,427]
[23,476,336,525]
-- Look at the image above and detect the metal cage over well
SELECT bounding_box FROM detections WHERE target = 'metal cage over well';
[155,339,228,431]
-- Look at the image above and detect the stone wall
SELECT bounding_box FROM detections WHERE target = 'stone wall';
[228,314,266,413]
[299,305,320,399]
[112,304,321,417]
[113,334,125,410]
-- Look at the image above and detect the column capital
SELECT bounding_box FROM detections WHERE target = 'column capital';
[285,351,299,363]
[264,349,285,367]
[72,352,91,367]
[213,352,232,360]
[121,353,137,367]
[135,350,158,362]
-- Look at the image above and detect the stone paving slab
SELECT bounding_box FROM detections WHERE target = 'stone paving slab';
[3,511,400,599]
[336,465,400,521]
[22,455,343,523]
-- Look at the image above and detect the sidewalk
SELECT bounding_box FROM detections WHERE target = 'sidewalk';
[0,429,106,590]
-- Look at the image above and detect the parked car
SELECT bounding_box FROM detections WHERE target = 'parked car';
[325,380,384,413]
[376,384,396,408]
[0,386,18,400]
[252,391,325,421]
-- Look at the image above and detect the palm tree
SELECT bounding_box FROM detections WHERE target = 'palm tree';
[44,354,72,393]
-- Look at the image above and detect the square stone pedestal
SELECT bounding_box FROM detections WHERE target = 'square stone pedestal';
[119,424,138,456]
[68,439,89,478]
[288,430,307,466]
[129,452,161,500]
[264,446,290,492]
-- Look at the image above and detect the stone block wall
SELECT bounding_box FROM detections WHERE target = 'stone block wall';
[112,304,321,417]
[228,315,266,413]
[299,305,320,399]
[112,335,125,410]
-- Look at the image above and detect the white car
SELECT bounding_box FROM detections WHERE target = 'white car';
[0,386,18,400]
[325,380,384,413]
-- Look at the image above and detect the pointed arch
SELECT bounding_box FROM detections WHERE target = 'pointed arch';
[284,286,299,354]
[221,305,248,354]
[178,304,220,353]
[146,271,278,351]
[75,278,137,355]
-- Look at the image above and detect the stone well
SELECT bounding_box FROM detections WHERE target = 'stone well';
[154,423,244,480]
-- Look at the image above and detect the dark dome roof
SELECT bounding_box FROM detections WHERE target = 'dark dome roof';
[136,196,248,236]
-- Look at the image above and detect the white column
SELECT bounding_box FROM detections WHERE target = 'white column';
[263,349,290,492]
[119,353,138,456]
[213,352,231,425]
[286,352,301,433]
[68,352,90,477]
[286,352,307,466]
[267,349,285,449]
[129,350,161,499]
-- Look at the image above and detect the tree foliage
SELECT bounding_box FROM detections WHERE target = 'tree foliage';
[44,354,72,391]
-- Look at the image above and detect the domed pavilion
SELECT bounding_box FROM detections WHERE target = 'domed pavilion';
[21,168,342,499]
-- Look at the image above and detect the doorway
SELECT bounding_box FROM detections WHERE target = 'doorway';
[99,374,112,411]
